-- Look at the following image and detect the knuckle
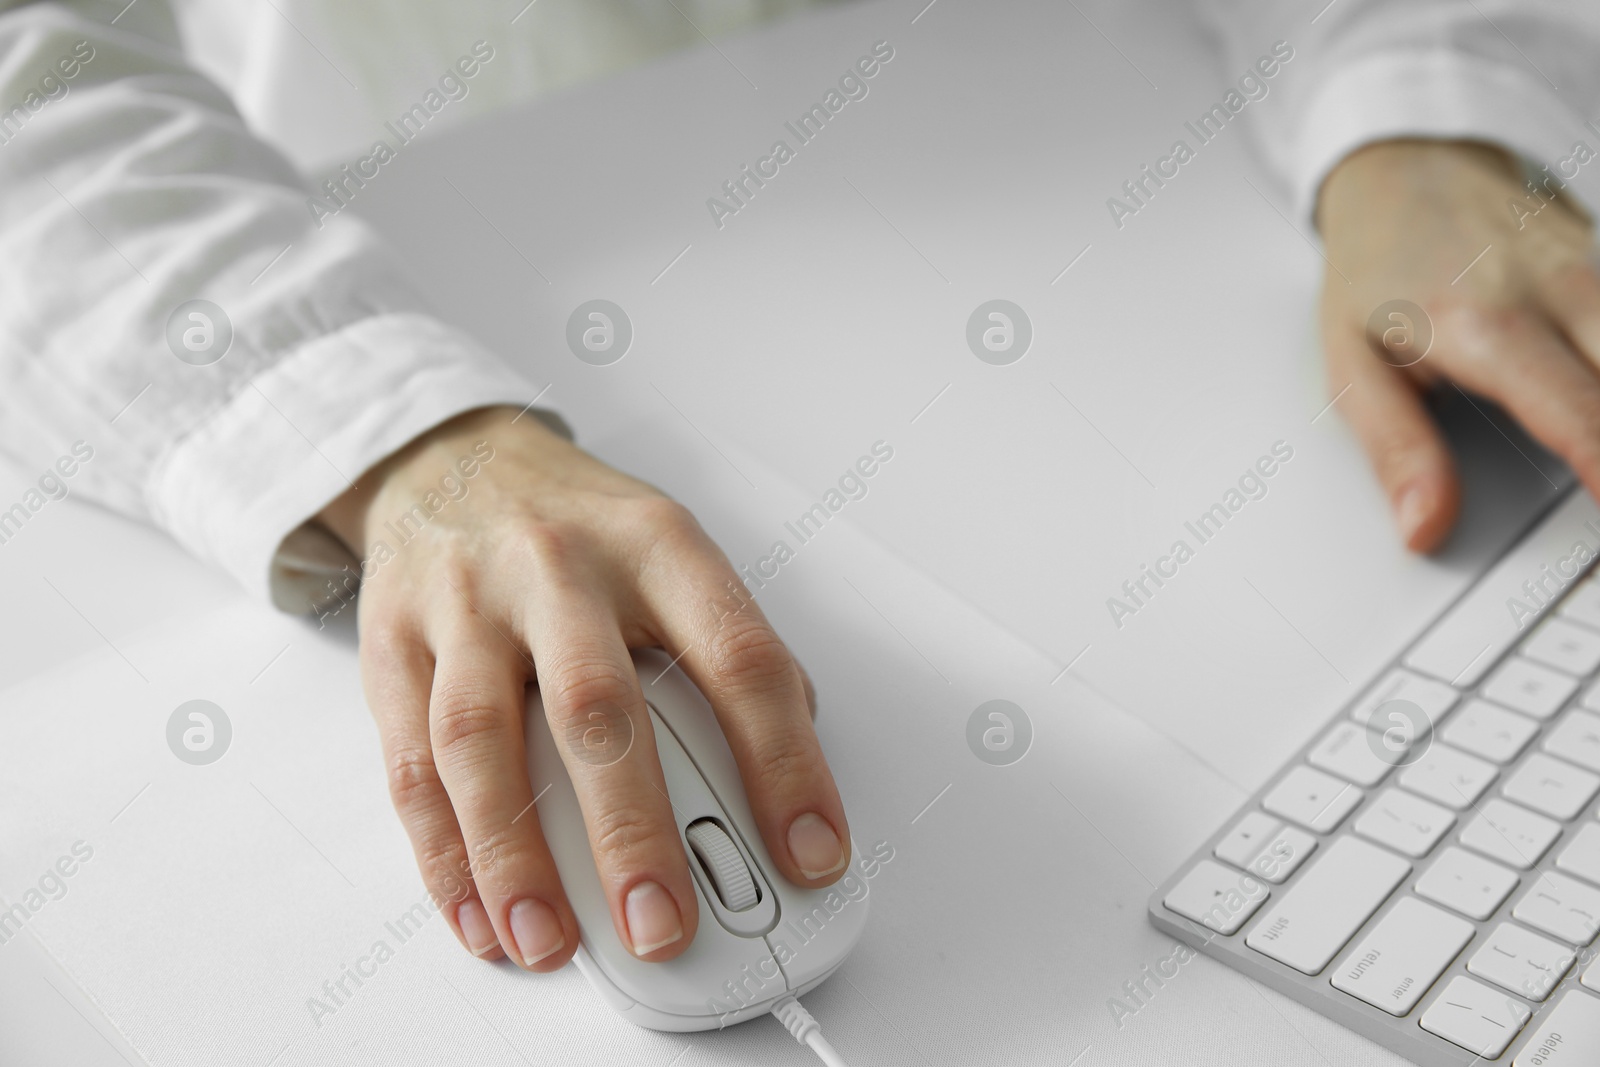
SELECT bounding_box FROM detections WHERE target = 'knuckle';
[632,496,699,536]
[588,806,675,866]
[1413,292,1474,331]
[426,548,479,598]
[1424,297,1528,353]
[461,824,537,882]
[746,728,817,786]
[416,840,475,902]
[631,498,711,580]
[429,685,511,757]
[707,617,794,690]
[544,659,638,728]
[510,519,581,576]
[385,744,444,812]
[543,659,640,769]
[362,623,418,669]
[1483,305,1540,341]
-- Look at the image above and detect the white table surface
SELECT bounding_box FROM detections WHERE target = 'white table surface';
[0,1,1576,1064]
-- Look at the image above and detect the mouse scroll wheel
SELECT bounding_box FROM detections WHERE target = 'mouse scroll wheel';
[685,819,760,912]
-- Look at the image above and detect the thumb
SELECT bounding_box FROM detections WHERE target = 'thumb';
[1324,323,1461,552]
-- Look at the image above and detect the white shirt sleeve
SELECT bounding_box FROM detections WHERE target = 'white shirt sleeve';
[0,0,562,613]
[1198,0,1600,225]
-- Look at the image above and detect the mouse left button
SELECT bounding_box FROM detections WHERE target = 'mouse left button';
[686,819,761,912]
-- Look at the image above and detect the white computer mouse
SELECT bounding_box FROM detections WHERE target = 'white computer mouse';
[525,648,870,1032]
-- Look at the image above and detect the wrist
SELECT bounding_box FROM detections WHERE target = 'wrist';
[315,404,526,555]
[317,474,380,559]
[1316,138,1519,233]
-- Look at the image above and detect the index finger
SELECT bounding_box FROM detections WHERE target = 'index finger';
[1428,301,1600,497]
[1539,261,1600,371]
[637,515,851,889]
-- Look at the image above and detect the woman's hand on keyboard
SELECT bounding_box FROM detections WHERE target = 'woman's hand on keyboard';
[314,405,847,968]
[1317,138,1600,551]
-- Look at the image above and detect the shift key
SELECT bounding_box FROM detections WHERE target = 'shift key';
[1246,837,1411,975]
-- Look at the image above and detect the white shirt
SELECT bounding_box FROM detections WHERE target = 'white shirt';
[1,0,1596,613]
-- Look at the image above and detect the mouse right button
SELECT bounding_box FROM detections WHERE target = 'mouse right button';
[763,838,873,993]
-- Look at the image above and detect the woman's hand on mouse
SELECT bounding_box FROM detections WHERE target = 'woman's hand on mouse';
[317,405,851,969]
[1317,137,1600,551]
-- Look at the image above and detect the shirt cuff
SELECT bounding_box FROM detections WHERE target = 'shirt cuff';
[1289,50,1596,227]
[146,312,570,612]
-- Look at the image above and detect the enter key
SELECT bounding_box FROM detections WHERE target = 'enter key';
[1331,897,1475,1016]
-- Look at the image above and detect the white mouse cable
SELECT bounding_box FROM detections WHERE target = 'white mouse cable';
[771,996,851,1067]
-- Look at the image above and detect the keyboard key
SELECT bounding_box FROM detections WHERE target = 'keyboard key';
[1163,859,1269,934]
[1250,825,1317,885]
[1460,799,1562,869]
[1482,657,1579,720]
[1557,823,1600,887]
[1443,700,1540,763]
[1245,836,1411,975]
[1559,576,1600,632]
[1503,753,1600,820]
[1512,871,1600,945]
[1585,954,1600,993]
[1330,897,1473,1016]
[1416,846,1520,920]
[1584,679,1600,713]
[1262,766,1363,833]
[1400,742,1498,809]
[1522,617,1600,677]
[1348,668,1458,732]
[1405,491,1600,686]
[1546,709,1600,773]
[1308,721,1402,787]
[1213,813,1316,884]
[1353,787,1456,857]
[1420,975,1533,1059]
[1214,811,1281,869]
[1512,989,1600,1066]
[1467,922,1575,1001]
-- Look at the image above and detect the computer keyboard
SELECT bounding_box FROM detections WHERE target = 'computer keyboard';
[1149,489,1600,1066]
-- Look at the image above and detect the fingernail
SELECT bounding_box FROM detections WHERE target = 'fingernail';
[624,880,683,956]
[1396,483,1429,545]
[787,812,846,880]
[509,898,565,966]
[456,898,499,957]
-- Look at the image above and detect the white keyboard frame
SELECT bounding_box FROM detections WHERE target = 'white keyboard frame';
[1149,487,1600,1067]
